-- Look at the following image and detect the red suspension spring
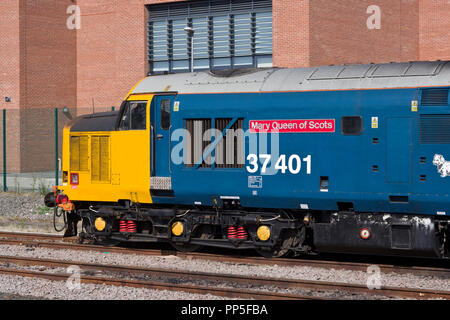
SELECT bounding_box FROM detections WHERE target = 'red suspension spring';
[119,220,128,233]
[127,220,137,233]
[228,226,238,239]
[236,226,248,240]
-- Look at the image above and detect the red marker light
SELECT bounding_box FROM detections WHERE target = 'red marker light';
[56,194,68,204]
[360,228,371,240]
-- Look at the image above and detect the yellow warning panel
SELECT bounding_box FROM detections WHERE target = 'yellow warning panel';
[371,117,378,129]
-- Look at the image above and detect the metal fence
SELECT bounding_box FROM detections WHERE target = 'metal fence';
[0,106,115,193]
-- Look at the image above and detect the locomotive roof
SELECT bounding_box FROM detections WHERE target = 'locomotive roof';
[70,111,119,132]
[132,61,450,95]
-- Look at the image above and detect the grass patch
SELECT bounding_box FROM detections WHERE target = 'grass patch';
[33,205,52,216]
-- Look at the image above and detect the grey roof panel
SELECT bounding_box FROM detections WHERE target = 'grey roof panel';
[405,61,443,76]
[370,63,411,77]
[338,65,374,79]
[132,61,450,95]
[308,65,344,80]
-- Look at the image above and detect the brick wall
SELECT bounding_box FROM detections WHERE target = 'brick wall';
[309,0,419,67]
[419,0,450,61]
[20,0,77,172]
[76,0,186,113]
[0,0,76,173]
[0,0,22,173]
[273,0,310,68]
[76,0,148,113]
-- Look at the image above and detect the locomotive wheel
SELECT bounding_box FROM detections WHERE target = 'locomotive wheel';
[170,242,202,252]
[95,237,121,247]
[170,225,214,252]
[256,230,296,258]
[81,218,121,247]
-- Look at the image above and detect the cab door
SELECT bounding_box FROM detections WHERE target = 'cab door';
[150,94,175,195]
[386,117,412,184]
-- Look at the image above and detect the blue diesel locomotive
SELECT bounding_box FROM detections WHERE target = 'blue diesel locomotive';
[50,61,450,259]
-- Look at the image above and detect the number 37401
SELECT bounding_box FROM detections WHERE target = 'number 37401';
[246,154,311,175]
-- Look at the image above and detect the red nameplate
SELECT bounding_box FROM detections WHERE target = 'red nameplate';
[249,119,335,133]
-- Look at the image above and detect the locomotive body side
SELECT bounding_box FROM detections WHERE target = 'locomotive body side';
[47,61,450,259]
[154,87,450,216]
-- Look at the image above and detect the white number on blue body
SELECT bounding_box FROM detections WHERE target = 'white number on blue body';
[246,154,311,175]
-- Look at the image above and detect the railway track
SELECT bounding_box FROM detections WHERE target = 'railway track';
[0,266,307,300]
[0,255,448,300]
[0,231,448,279]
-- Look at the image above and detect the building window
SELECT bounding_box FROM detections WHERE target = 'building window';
[147,0,272,74]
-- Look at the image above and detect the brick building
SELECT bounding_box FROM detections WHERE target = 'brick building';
[0,0,449,173]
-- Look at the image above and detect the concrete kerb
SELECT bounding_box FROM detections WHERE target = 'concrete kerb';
[0,171,60,193]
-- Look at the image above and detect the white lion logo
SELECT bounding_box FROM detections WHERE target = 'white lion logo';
[433,154,450,178]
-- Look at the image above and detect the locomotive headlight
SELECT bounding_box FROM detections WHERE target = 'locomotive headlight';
[257,225,271,241]
[94,217,106,231]
[171,221,184,236]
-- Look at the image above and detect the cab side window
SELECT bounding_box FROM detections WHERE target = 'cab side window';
[119,101,147,130]
[160,99,171,130]
[130,102,147,130]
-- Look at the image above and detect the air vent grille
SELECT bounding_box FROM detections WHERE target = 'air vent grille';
[421,88,449,106]
[70,136,88,172]
[420,114,450,144]
[91,136,110,182]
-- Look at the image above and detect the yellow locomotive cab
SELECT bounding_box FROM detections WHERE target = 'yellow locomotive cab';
[58,93,154,205]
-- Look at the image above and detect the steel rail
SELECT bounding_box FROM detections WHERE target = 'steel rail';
[0,255,448,300]
[0,266,314,300]
[0,231,449,279]
[0,231,63,241]
[0,238,167,255]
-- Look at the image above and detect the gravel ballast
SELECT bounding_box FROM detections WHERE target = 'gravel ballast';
[0,192,57,234]
[0,193,49,221]
[0,273,228,300]
[0,244,448,297]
